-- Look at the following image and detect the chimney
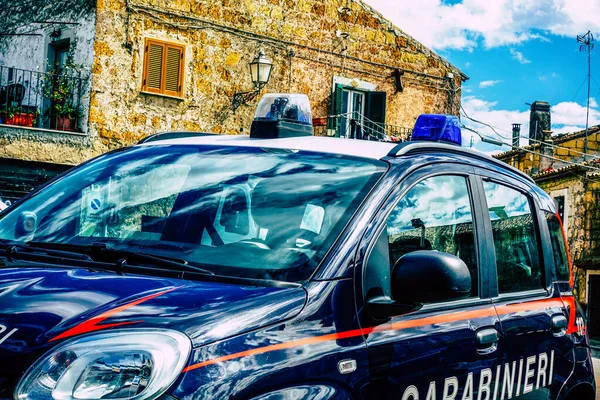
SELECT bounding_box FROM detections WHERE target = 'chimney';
[512,123,521,149]
[529,101,551,142]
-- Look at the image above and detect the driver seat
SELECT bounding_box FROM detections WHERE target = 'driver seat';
[250,179,310,249]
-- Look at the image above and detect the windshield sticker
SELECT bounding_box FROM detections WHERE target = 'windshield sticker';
[90,198,102,211]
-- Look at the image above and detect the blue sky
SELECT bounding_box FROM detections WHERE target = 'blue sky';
[364,0,600,152]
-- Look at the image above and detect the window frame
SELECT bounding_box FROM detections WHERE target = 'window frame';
[359,164,489,311]
[142,38,185,99]
[544,212,571,283]
[475,172,551,300]
[550,188,569,239]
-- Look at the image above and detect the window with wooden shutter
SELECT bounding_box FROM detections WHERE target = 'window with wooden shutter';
[142,39,185,98]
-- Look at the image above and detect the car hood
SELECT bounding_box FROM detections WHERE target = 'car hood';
[0,267,306,380]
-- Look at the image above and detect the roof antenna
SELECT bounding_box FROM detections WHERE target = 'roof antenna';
[577,30,594,159]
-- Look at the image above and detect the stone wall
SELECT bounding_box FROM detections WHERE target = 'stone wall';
[535,172,600,305]
[88,0,462,152]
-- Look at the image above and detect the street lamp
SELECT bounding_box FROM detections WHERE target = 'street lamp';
[232,49,273,112]
[249,50,272,89]
[49,28,62,43]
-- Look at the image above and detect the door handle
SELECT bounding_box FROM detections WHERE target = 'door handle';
[476,328,499,355]
[552,314,568,336]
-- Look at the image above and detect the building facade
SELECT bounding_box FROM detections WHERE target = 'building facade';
[495,103,600,337]
[0,0,465,202]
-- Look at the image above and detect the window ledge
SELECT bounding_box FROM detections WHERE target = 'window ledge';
[140,91,184,101]
[0,124,87,136]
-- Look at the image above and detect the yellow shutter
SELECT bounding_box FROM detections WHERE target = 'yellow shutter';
[146,43,164,92]
[142,39,185,97]
[165,46,182,96]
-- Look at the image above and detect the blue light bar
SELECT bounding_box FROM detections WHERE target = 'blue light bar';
[411,114,462,146]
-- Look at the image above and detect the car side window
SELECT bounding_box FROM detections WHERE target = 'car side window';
[545,213,570,282]
[386,175,478,298]
[482,181,543,293]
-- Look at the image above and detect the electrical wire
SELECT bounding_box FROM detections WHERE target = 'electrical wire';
[466,125,600,173]
[571,75,591,102]
[128,2,453,84]
[459,105,600,161]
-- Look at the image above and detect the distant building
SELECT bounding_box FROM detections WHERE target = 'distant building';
[495,102,600,337]
[0,0,465,202]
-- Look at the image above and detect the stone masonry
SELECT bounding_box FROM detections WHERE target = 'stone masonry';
[0,0,463,167]
[87,0,462,153]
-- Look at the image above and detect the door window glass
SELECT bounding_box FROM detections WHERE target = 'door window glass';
[482,181,543,293]
[545,213,570,282]
[386,175,478,297]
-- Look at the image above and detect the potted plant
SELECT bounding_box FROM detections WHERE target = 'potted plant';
[40,60,83,132]
[8,108,39,127]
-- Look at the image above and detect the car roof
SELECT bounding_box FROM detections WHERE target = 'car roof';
[137,132,534,184]
[137,133,398,160]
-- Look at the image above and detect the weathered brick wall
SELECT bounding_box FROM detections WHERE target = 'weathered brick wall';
[553,132,600,162]
[537,175,600,304]
[89,0,462,150]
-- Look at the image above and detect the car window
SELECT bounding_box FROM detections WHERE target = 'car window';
[0,145,386,282]
[482,181,543,294]
[79,164,190,241]
[386,175,478,298]
[545,213,570,282]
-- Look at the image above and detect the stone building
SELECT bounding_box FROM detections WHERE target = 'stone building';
[495,103,600,337]
[0,0,465,202]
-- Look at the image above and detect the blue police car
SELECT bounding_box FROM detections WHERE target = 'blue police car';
[0,95,594,400]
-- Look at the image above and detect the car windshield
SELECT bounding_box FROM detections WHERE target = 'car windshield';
[0,145,386,282]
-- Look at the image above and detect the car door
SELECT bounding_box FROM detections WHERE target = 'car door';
[477,172,575,399]
[355,164,505,400]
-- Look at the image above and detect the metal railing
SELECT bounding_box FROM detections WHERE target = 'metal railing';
[313,113,413,143]
[0,65,86,132]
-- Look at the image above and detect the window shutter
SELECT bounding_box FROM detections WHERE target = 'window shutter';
[331,84,344,116]
[366,91,387,125]
[146,43,164,92]
[165,46,183,96]
[142,39,185,97]
[329,84,344,137]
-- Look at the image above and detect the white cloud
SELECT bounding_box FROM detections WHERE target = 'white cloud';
[479,80,503,88]
[460,96,600,153]
[364,0,600,50]
[509,48,531,64]
[538,72,558,81]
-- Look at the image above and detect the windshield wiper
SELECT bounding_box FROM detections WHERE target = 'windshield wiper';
[26,241,214,275]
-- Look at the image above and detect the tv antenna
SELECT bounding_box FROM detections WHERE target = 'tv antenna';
[577,30,594,157]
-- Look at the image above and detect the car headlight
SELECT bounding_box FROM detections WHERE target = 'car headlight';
[15,329,191,400]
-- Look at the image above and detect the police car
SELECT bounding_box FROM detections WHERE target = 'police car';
[0,94,594,400]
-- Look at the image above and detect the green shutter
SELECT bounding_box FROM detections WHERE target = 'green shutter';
[331,83,344,115]
[329,84,344,137]
[366,91,386,125]
[366,91,387,140]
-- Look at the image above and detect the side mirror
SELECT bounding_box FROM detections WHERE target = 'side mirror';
[392,250,471,304]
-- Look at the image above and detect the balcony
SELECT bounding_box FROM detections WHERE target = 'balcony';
[0,66,87,133]
[313,113,412,142]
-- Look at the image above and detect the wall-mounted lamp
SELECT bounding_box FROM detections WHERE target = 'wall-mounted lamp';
[49,28,62,42]
[232,49,273,112]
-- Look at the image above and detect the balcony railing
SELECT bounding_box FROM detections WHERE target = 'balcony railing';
[0,65,86,132]
[313,113,412,142]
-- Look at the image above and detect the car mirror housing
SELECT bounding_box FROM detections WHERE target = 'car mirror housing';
[392,250,472,304]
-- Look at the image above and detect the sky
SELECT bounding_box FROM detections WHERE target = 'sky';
[364,0,600,153]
